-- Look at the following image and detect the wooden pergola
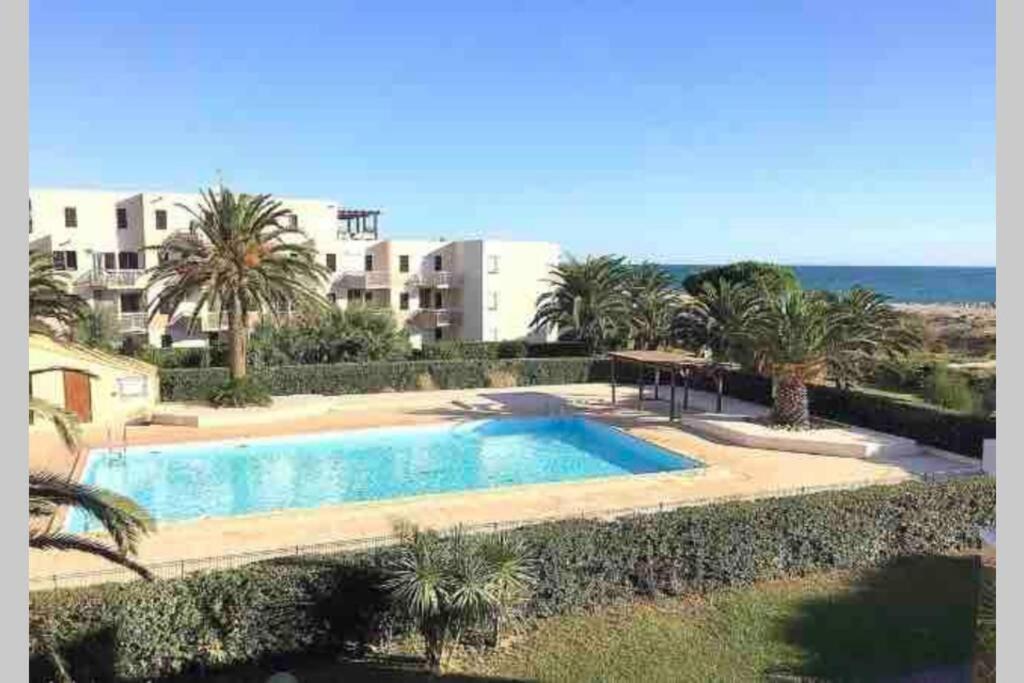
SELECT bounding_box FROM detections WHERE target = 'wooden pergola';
[608,350,738,419]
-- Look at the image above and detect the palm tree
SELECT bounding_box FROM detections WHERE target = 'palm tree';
[145,187,330,379]
[29,248,88,337]
[674,278,763,364]
[822,287,920,390]
[384,523,534,673]
[749,289,838,428]
[626,263,680,350]
[531,255,630,354]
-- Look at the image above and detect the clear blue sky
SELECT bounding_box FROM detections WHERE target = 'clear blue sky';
[30,1,994,266]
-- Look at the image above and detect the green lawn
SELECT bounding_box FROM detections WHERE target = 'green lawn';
[167,554,983,683]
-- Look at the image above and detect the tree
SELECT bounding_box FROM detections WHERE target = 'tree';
[384,524,534,674]
[682,261,798,298]
[749,288,838,428]
[626,263,680,350]
[72,307,121,351]
[821,287,921,390]
[674,278,763,364]
[531,255,630,354]
[145,187,330,379]
[29,248,88,337]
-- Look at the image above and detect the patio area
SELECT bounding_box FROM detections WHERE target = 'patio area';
[29,383,981,586]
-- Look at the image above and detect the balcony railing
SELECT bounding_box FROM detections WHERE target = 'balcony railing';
[117,312,148,333]
[81,269,145,289]
[413,308,463,328]
[406,271,460,289]
[338,270,391,289]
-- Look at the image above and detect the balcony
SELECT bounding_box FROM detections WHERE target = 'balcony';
[413,308,463,328]
[202,312,229,331]
[81,269,145,289]
[338,270,392,289]
[406,271,460,289]
[117,312,148,333]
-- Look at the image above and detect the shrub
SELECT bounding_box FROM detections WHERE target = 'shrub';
[415,372,437,391]
[206,377,272,408]
[485,369,519,388]
[30,477,994,681]
[160,359,600,402]
[923,365,982,414]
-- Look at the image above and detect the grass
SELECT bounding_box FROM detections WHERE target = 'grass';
[161,554,985,683]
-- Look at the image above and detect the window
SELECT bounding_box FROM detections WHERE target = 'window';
[327,292,337,303]
[419,288,432,309]
[288,213,299,229]
[347,288,364,303]
[53,251,77,271]
[118,251,140,270]
[399,292,410,310]
[399,255,410,273]
[102,252,116,270]
[160,334,173,349]
[64,207,77,228]
[155,210,168,230]
[117,208,128,230]
[364,291,374,303]
[326,254,337,272]
[488,291,499,311]
[488,255,500,274]
[434,327,443,341]
[120,292,143,313]
[364,254,374,271]
[434,254,443,271]
[434,291,444,309]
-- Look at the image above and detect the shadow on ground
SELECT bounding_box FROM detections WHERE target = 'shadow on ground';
[153,652,529,683]
[765,554,980,682]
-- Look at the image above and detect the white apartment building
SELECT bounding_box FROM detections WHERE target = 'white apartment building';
[28,188,561,349]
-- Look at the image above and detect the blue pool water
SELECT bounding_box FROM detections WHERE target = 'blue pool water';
[67,417,699,532]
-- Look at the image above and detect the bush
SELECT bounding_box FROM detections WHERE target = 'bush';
[206,377,273,408]
[160,358,601,402]
[30,477,994,681]
[923,365,982,414]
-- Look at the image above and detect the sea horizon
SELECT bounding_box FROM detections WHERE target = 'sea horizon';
[658,264,995,304]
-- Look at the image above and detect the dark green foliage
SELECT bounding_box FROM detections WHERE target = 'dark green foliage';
[205,377,273,407]
[524,341,590,357]
[922,365,982,414]
[247,308,411,366]
[29,477,994,682]
[681,261,799,297]
[160,358,600,402]
[412,340,528,360]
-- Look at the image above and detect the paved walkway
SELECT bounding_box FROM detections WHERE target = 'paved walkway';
[29,384,980,585]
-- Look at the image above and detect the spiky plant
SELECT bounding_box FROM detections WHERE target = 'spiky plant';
[674,278,764,364]
[531,255,630,354]
[384,524,535,673]
[627,263,680,350]
[145,187,330,379]
[29,248,88,338]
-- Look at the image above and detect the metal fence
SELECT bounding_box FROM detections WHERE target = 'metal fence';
[30,469,978,591]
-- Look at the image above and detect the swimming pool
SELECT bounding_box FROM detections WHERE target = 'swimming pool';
[67,416,700,532]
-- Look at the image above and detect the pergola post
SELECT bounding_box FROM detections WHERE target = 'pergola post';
[610,355,617,405]
[683,368,690,411]
[654,368,660,401]
[638,364,645,409]
[669,369,677,421]
[716,371,724,413]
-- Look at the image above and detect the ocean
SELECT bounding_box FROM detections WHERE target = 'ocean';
[660,265,995,304]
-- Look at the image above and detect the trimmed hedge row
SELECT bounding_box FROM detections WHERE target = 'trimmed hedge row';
[159,358,601,402]
[30,477,995,681]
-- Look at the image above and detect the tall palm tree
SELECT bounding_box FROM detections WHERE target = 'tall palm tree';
[145,187,330,379]
[750,289,838,428]
[531,255,630,354]
[626,263,680,350]
[674,278,763,364]
[823,287,921,390]
[29,248,88,337]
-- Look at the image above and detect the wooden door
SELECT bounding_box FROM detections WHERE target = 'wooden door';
[63,370,92,423]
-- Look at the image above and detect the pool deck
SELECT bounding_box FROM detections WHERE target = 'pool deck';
[29,384,981,585]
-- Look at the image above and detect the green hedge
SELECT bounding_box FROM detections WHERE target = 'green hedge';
[159,358,601,402]
[30,477,994,681]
